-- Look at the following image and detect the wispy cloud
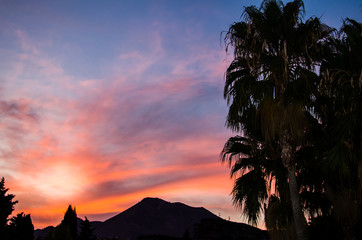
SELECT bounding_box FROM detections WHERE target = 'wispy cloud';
[0,5,236,229]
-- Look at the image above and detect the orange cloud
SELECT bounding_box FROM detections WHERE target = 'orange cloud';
[1,19,237,231]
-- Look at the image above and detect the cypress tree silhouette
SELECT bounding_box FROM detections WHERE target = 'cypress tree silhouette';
[62,205,78,240]
[53,205,78,240]
[0,177,18,237]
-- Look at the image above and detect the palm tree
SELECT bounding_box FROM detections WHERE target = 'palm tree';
[317,18,362,240]
[222,1,330,239]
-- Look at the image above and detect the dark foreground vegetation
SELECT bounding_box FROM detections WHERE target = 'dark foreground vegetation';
[221,0,361,240]
[35,206,97,240]
[0,177,34,240]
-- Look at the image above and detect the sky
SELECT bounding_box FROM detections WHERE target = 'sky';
[0,0,361,230]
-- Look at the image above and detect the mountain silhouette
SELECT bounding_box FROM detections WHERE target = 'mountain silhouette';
[93,197,219,239]
[35,197,268,240]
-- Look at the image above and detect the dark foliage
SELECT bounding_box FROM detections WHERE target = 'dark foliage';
[52,205,78,240]
[0,177,18,234]
[221,0,361,239]
[79,217,97,240]
[8,212,35,240]
[0,177,34,240]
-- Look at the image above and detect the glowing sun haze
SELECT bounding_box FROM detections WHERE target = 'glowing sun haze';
[0,0,360,229]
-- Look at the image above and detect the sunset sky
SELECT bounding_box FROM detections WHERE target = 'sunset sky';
[0,0,361,229]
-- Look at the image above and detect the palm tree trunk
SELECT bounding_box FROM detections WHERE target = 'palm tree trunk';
[281,132,308,240]
[288,169,308,240]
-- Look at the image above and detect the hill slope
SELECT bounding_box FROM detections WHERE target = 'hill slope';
[93,197,219,239]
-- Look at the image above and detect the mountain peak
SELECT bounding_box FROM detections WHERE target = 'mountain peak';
[139,197,168,204]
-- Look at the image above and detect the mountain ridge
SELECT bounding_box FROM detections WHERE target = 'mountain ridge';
[35,197,268,240]
[94,197,219,239]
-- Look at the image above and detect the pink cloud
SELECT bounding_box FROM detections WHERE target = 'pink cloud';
[1,23,236,229]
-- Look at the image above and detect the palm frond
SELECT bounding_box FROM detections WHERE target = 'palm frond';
[232,170,268,226]
[265,195,293,231]
[220,135,251,166]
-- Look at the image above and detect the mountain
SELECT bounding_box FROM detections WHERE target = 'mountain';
[35,197,269,240]
[93,197,219,239]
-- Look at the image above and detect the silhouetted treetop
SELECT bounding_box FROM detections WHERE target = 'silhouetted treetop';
[0,177,18,233]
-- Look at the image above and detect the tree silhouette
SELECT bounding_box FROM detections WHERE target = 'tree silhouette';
[316,18,362,240]
[53,205,78,240]
[78,217,97,240]
[61,205,78,240]
[63,205,78,239]
[8,212,34,240]
[222,1,330,239]
[0,177,18,237]
[0,177,34,240]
